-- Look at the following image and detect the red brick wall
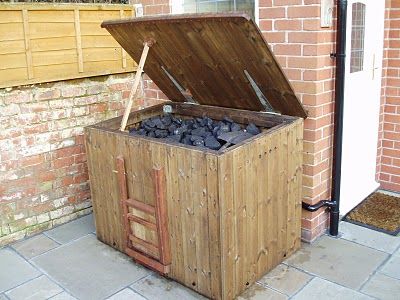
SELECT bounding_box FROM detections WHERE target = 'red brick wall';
[258,1,336,242]
[0,74,138,246]
[377,0,400,192]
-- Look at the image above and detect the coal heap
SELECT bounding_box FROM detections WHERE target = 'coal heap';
[128,114,261,151]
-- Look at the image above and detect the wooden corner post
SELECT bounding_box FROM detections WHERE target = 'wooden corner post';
[119,40,154,132]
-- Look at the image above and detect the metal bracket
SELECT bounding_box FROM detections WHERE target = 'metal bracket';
[302,200,337,212]
[244,70,274,112]
[161,66,197,104]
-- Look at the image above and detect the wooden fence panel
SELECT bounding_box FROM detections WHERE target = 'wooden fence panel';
[0,4,137,88]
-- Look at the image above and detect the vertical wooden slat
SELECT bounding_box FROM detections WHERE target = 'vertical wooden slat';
[232,149,243,293]
[180,148,197,287]
[270,132,280,267]
[192,151,211,295]
[256,137,268,275]
[74,9,84,73]
[287,126,296,254]
[22,9,33,79]
[219,151,234,300]
[277,128,289,260]
[116,156,130,249]
[119,9,127,69]
[206,154,222,299]
[165,146,184,280]
[294,120,304,250]
[153,167,171,265]
[246,142,258,284]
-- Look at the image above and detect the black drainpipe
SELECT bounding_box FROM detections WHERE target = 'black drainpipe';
[302,0,347,236]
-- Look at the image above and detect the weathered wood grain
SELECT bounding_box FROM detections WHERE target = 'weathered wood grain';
[102,13,307,118]
[0,3,136,88]
[85,105,303,300]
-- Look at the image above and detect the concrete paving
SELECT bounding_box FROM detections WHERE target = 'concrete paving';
[0,214,399,300]
[285,234,388,289]
[5,275,62,300]
[43,214,95,244]
[0,248,41,293]
[11,235,59,259]
[292,277,375,300]
[361,273,400,300]
[31,235,150,300]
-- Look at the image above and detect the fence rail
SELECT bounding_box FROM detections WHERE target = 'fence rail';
[0,3,137,88]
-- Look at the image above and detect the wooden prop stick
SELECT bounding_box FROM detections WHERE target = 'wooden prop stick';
[120,42,151,131]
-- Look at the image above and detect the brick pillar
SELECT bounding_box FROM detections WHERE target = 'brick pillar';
[376,0,400,192]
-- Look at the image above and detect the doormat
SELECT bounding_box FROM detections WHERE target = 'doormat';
[343,191,400,236]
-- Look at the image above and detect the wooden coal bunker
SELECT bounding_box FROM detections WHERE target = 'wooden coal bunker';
[85,13,306,300]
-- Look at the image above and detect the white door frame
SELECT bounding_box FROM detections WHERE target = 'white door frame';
[340,0,385,214]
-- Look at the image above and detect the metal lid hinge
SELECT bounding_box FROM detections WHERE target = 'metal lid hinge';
[161,66,198,104]
[244,70,274,113]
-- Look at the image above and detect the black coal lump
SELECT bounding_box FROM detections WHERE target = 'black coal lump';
[133,114,262,151]
[205,135,221,150]
[138,129,146,135]
[230,123,241,132]
[204,117,213,127]
[162,114,172,126]
[191,127,208,137]
[185,119,195,128]
[172,116,183,125]
[143,124,156,132]
[219,123,230,133]
[167,134,182,143]
[155,129,168,138]
[168,124,178,134]
[192,139,205,147]
[182,135,193,145]
[246,123,261,135]
[190,135,203,142]
[223,116,234,124]
[143,118,155,128]
[174,125,188,135]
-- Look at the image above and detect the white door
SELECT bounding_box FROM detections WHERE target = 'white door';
[340,0,385,215]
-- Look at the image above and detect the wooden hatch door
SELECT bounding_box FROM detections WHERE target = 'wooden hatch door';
[115,156,171,274]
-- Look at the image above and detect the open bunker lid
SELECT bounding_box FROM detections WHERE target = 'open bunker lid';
[101,13,307,118]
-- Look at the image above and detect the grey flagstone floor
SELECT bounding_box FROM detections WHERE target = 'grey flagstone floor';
[0,213,399,300]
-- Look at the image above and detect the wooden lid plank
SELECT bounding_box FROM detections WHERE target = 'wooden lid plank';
[102,13,307,118]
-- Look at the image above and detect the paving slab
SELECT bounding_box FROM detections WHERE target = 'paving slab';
[31,235,150,300]
[5,275,63,300]
[130,274,206,300]
[44,214,95,244]
[0,248,41,293]
[257,264,312,296]
[237,283,288,300]
[292,277,374,300]
[379,254,400,279]
[11,234,59,259]
[107,288,146,300]
[361,273,400,300]
[339,221,400,254]
[285,235,388,289]
[49,292,77,300]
